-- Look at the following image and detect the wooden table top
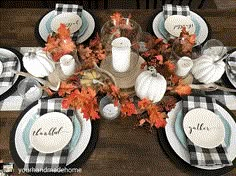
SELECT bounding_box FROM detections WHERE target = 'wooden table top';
[0,8,236,176]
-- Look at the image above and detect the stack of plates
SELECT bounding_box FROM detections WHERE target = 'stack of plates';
[0,48,22,101]
[37,9,95,44]
[10,98,99,171]
[152,11,209,45]
[158,97,236,175]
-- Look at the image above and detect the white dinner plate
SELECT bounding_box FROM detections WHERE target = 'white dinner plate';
[152,11,208,44]
[0,61,3,75]
[183,108,225,149]
[0,48,21,96]
[38,10,95,44]
[226,51,236,88]
[166,101,236,170]
[29,112,74,153]
[15,98,92,165]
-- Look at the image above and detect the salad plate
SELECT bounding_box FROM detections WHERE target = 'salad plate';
[175,109,231,149]
[29,112,74,153]
[23,113,81,154]
[183,108,225,149]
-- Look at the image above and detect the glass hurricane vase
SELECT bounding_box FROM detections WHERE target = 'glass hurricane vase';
[100,18,142,74]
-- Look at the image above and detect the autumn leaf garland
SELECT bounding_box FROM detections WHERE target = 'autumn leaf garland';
[43,12,193,129]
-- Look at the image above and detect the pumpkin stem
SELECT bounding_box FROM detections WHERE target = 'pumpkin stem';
[148,66,157,77]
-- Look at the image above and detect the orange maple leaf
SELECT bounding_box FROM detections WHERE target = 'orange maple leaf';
[110,12,122,24]
[174,84,192,96]
[57,23,71,39]
[59,38,76,53]
[58,81,78,97]
[164,60,176,74]
[138,98,152,110]
[120,101,137,117]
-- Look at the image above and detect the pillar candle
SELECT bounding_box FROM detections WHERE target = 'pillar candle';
[60,55,76,76]
[111,37,131,72]
[175,56,193,77]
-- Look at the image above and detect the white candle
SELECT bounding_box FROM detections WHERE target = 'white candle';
[111,37,131,72]
[102,103,119,119]
[60,55,76,76]
[176,56,193,77]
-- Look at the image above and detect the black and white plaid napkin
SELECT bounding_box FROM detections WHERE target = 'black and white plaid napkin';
[55,3,83,42]
[182,96,232,166]
[24,98,74,171]
[163,4,190,20]
[0,57,18,87]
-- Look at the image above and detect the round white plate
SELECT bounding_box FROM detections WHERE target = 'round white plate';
[153,11,208,44]
[166,101,236,170]
[183,108,225,149]
[15,98,92,165]
[164,15,195,37]
[0,61,3,75]
[226,51,236,88]
[51,12,82,34]
[29,112,74,153]
[39,10,95,44]
[0,48,21,96]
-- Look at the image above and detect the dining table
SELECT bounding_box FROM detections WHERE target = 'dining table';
[0,7,236,176]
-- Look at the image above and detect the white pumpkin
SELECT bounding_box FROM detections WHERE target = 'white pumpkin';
[23,49,55,78]
[135,67,167,103]
[191,55,225,84]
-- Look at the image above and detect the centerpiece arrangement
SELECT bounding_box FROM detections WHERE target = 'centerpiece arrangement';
[41,12,193,129]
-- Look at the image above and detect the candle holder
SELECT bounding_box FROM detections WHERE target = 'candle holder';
[100,18,142,74]
[99,96,120,120]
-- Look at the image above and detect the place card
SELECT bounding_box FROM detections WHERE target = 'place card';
[164,15,195,37]
[29,112,73,153]
[183,108,225,149]
[51,12,82,33]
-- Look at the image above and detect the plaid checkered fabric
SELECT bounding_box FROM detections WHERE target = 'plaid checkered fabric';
[37,98,74,117]
[55,3,83,42]
[0,57,18,87]
[24,98,74,171]
[182,96,232,166]
[163,4,190,20]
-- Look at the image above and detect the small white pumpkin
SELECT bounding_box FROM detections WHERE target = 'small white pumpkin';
[23,49,55,78]
[135,67,167,103]
[191,55,225,84]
